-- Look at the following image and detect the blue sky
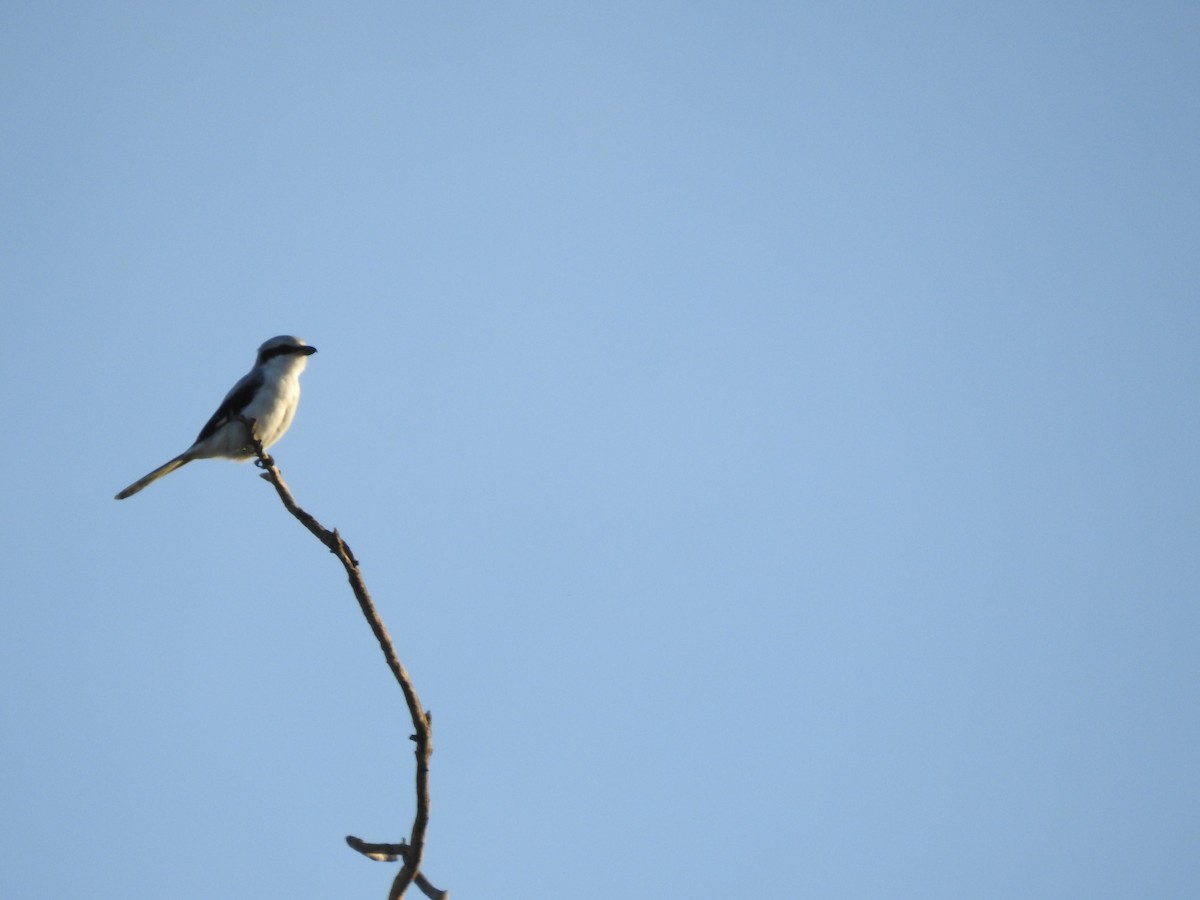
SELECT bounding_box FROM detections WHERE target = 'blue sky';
[2,2,1198,898]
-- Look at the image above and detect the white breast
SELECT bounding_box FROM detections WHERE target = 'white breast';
[244,356,307,448]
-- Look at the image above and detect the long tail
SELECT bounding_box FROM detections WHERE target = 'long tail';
[114,455,192,500]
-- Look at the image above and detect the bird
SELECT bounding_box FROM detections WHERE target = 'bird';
[115,335,317,500]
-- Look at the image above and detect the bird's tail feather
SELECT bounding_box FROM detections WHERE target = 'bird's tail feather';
[114,455,192,500]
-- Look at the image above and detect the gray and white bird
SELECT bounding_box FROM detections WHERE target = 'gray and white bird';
[115,335,317,500]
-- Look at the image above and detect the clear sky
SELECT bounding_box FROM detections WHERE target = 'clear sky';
[2,3,1197,898]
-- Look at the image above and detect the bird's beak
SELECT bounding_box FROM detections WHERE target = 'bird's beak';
[302,346,317,355]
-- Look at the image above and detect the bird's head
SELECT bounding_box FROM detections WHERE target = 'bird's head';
[255,335,317,368]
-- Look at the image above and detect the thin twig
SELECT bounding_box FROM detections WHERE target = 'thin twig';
[239,418,442,899]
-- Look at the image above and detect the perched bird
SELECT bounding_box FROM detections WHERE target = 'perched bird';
[115,335,317,500]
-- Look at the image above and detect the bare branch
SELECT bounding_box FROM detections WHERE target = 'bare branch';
[238,417,442,899]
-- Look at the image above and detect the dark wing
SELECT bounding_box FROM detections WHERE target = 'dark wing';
[193,368,263,444]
